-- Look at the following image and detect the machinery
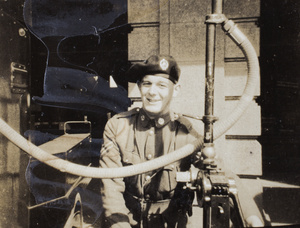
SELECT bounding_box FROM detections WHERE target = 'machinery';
[175,0,261,227]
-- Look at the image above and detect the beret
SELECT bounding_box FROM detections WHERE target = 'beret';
[125,55,181,83]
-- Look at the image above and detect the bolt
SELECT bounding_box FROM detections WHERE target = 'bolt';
[218,206,224,214]
[19,28,26,37]
[204,196,211,202]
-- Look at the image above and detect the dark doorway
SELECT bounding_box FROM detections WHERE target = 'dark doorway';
[260,0,300,176]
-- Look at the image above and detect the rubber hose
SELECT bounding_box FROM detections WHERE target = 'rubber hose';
[0,20,259,179]
[214,19,259,139]
[0,117,202,178]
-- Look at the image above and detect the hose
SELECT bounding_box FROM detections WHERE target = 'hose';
[214,19,260,139]
[0,19,259,179]
[0,117,202,178]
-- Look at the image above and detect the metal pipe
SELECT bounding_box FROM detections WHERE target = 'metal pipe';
[202,0,224,166]
[212,0,223,14]
[203,0,224,144]
[204,21,216,144]
[203,0,224,227]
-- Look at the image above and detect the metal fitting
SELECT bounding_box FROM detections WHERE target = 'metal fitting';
[202,143,216,165]
[202,115,219,124]
[206,14,226,24]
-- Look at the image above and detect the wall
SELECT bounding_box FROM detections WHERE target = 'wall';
[0,2,31,227]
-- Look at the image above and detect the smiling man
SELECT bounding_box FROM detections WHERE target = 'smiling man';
[98,55,265,228]
[139,74,180,117]
[99,55,203,228]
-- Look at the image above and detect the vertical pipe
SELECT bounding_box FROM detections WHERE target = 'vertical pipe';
[204,21,216,144]
[203,0,223,144]
[203,1,223,227]
[212,0,223,14]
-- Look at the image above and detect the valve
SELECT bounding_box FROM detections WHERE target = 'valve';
[177,168,232,228]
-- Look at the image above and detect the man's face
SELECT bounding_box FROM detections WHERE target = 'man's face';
[138,74,180,118]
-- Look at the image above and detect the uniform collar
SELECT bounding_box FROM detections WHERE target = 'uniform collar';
[139,108,173,128]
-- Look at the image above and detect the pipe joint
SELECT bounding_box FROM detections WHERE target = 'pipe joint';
[222,19,247,45]
[202,115,219,124]
[206,14,226,24]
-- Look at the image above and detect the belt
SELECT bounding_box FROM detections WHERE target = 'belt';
[141,199,171,215]
[124,192,172,215]
[124,192,190,228]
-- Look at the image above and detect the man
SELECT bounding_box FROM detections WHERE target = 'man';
[99,54,203,228]
[98,54,264,228]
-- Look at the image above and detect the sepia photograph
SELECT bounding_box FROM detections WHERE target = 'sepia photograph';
[0,0,299,227]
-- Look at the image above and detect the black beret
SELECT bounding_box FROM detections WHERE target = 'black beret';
[125,55,181,83]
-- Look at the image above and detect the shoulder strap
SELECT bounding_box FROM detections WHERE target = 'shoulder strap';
[176,115,200,138]
[116,107,140,119]
[175,114,203,150]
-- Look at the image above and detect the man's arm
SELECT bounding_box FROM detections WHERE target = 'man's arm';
[99,118,131,228]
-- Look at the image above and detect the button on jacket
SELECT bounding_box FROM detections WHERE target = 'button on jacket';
[99,108,203,228]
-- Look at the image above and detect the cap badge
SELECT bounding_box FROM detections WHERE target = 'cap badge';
[160,59,169,71]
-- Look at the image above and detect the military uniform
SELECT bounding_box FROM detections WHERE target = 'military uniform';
[99,107,203,228]
[98,54,264,227]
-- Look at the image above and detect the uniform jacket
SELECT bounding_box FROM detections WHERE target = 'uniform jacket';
[99,108,203,228]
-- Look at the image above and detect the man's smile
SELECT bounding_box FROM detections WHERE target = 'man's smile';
[138,75,180,117]
[146,98,161,104]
